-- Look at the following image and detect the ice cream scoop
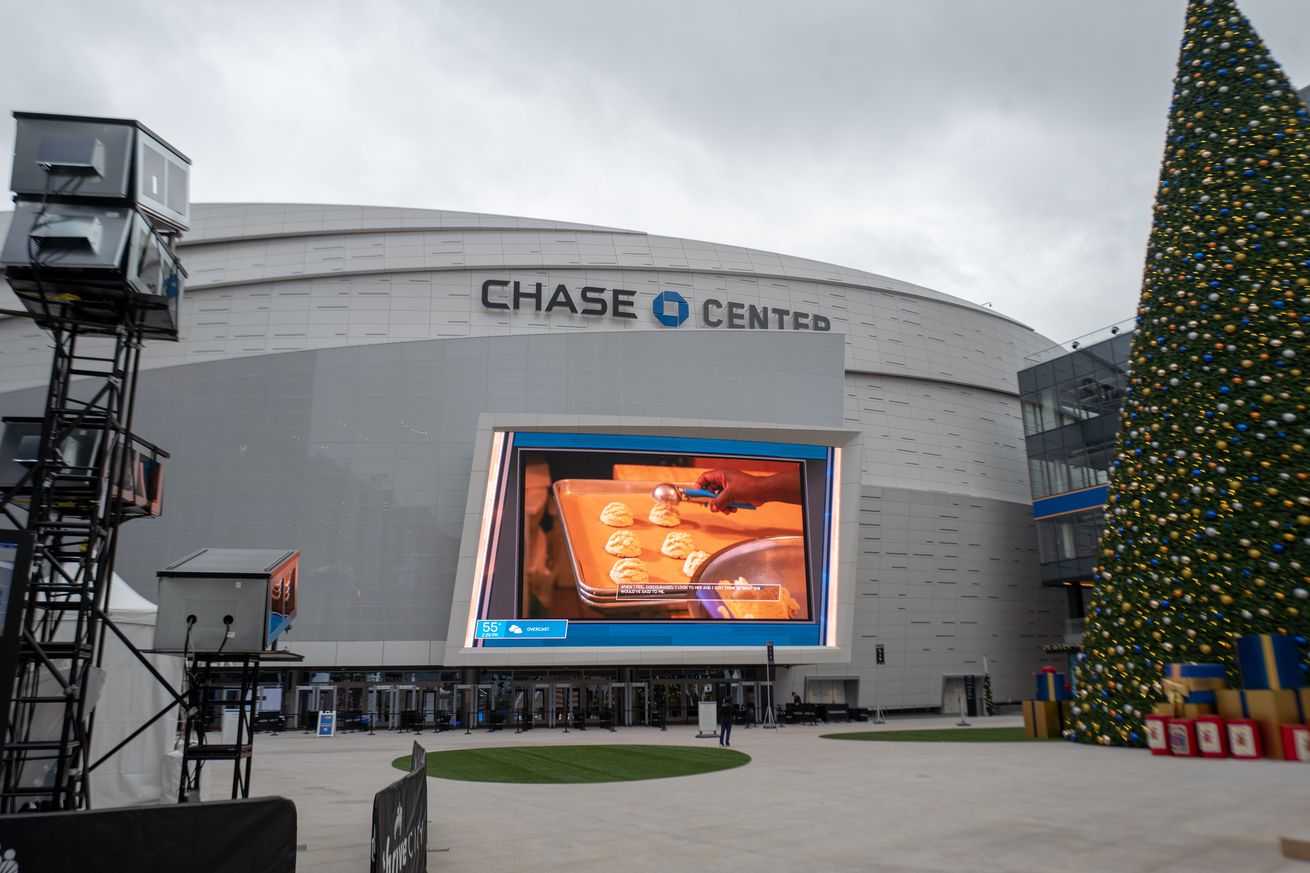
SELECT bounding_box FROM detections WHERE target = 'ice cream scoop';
[651,482,756,510]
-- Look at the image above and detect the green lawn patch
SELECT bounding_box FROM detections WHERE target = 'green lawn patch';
[822,727,1046,742]
[393,744,750,783]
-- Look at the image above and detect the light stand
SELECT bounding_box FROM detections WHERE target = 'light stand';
[870,644,886,724]
[762,641,778,729]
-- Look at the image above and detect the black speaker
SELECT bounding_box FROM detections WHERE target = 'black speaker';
[9,113,190,232]
[1,202,184,338]
[3,112,189,338]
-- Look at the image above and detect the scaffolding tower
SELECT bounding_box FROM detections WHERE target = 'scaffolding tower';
[0,112,188,811]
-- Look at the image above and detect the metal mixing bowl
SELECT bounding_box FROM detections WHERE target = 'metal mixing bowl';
[692,535,806,618]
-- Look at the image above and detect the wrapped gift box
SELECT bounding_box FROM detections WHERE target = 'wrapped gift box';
[1195,715,1228,758]
[1166,663,1227,678]
[1145,713,1172,755]
[1281,725,1310,762]
[1217,688,1304,759]
[1164,663,1228,694]
[1021,700,1061,739]
[1035,672,1072,701]
[1236,634,1305,691]
[1167,719,1199,757]
[1152,702,1215,719]
[1227,719,1263,759]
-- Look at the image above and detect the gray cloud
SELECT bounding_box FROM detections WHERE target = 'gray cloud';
[1,0,1307,343]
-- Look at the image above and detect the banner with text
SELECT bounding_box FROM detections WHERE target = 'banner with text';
[371,742,428,873]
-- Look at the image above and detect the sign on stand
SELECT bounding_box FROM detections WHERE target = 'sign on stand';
[696,701,718,738]
[317,710,337,737]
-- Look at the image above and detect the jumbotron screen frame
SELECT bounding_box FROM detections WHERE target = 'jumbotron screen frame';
[461,431,842,650]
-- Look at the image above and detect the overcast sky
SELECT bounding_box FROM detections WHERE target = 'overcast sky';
[1,0,1308,343]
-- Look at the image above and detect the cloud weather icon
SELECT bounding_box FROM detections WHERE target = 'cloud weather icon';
[509,624,523,634]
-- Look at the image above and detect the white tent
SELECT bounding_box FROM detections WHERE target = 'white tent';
[87,575,183,807]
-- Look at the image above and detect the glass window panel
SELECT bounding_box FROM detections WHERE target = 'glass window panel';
[1022,399,1042,437]
[1028,457,1047,498]
[1046,457,1071,494]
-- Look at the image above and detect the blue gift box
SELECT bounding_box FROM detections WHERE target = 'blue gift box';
[1236,634,1304,691]
[1035,672,1072,701]
[1185,690,1217,705]
[1165,662,1227,681]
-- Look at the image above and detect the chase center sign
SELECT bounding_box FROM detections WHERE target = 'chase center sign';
[480,279,831,331]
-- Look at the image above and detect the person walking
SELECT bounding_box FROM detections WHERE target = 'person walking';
[718,696,736,747]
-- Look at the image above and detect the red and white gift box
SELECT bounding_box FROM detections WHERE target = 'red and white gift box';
[1281,724,1310,762]
[1167,719,1199,757]
[1195,716,1229,758]
[1145,714,1172,755]
[1227,718,1263,759]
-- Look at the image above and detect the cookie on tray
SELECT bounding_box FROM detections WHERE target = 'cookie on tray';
[609,557,650,586]
[682,549,710,578]
[605,530,642,558]
[599,501,634,527]
[660,531,694,559]
[648,502,681,527]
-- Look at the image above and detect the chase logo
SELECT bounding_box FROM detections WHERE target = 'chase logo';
[651,290,690,327]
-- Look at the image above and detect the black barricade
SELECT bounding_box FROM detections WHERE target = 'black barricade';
[0,796,296,873]
[371,741,428,873]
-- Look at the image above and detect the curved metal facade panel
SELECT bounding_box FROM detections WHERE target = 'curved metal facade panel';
[0,203,1067,708]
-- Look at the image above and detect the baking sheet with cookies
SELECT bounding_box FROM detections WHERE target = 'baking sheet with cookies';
[551,479,808,617]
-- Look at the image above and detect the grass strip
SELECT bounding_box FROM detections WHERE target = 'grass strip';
[821,727,1047,742]
[393,744,749,783]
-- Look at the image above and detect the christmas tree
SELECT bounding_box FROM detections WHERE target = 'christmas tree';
[1071,0,1310,747]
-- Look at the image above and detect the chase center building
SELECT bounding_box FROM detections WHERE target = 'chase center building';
[0,204,1067,724]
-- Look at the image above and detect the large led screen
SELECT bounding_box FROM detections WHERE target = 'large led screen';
[466,432,840,649]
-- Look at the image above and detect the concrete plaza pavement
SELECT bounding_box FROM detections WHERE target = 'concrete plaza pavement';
[246,714,1310,873]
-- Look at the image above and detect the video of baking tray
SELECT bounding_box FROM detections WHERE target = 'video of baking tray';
[466,433,835,623]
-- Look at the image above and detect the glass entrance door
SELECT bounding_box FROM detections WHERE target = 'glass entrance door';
[755,680,774,725]
[629,683,648,726]
[509,685,533,730]
[435,682,456,729]
[477,684,496,729]
[580,682,608,727]
[394,685,420,730]
[530,683,571,728]
[294,684,334,730]
[374,685,399,729]
[667,681,699,724]
[730,681,759,726]
[417,688,437,728]
[530,684,549,727]
[608,682,650,727]
[454,684,474,728]
[553,684,574,728]
[454,683,498,728]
